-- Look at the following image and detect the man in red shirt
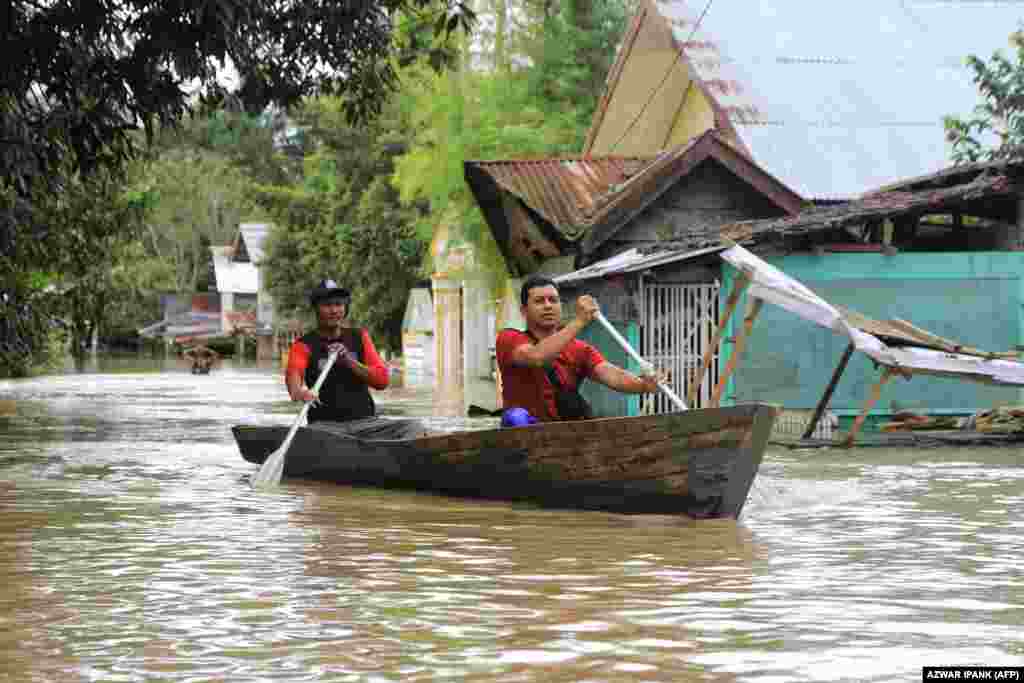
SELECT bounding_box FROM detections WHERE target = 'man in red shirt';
[285,279,390,423]
[496,275,665,422]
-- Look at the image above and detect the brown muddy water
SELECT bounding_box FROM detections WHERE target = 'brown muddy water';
[0,356,1021,682]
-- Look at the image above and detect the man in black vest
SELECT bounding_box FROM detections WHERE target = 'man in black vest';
[284,279,391,423]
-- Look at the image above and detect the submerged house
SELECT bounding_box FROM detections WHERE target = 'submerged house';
[214,223,281,360]
[140,223,282,359]
[138,293,223,345]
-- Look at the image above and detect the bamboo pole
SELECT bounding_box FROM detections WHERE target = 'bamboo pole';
[841,367,895,448]
[688,274,750,406]
[802,342,856,439]
[710,297,763,408]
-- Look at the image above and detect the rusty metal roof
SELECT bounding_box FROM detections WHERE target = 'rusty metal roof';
[467,130,803,253]
[465,156,651,238]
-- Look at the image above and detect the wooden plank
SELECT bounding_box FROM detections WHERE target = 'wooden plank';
[887,318,1017,359]
[688,275,749,405]
[710,297,764,408]
[840,309,1019,360]
[803,342,856,439]
[841,367,895,447]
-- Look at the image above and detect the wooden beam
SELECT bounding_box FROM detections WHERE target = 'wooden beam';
[803,342,855,439]
[710,297,764,408]
[688,274,750,406]
[841,367,895,447]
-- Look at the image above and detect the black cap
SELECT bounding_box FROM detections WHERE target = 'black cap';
[310,279,351,306]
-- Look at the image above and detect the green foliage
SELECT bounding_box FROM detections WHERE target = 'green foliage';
[2,0,476,373]
[133,147,264,293]
[2,166,151,375]
[0,271,58,378]
[148,110,299,186]
[521,0,636,147]
[3,0,476,200]
[944,29,1024,163]
[257,96,428,351]
[391,0,632,289]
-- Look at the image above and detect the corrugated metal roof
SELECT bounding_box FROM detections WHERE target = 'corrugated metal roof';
[138,312,223,339]
[468,156,650,238]
[555,244,726,284]
[675,172,1019,250]
[469,130,802,251]
[616,0,1021,198]
[867,160,1018,194]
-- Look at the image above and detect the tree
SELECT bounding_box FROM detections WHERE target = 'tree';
[257,96,427,351]
[1,0,475,375]
[31,168,152,369]
[134,147,264,294]
[944,29,1024,164]
[391,0,634,273]
[3,0,475,199]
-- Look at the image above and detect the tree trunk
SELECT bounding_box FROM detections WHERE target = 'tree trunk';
[70,300,89,372]
[493,0,508,72]
[568,0,600,93]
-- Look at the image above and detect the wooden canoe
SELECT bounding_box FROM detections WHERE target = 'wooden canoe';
[232,403,778,519]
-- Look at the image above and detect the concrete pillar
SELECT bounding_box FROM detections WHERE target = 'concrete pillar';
[461,277,491,383]
[461,276,500,412]
[431,275,463,399]
[220,292,235,334]
[497,278,525,331]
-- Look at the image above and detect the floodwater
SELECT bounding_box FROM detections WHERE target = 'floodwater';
[0,356,1021,682]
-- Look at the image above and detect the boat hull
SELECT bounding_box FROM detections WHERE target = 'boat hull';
[232,404,778,519]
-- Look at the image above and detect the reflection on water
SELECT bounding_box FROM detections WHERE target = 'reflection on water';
[0,356,1021,681]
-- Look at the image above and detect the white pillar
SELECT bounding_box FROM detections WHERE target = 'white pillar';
[431,276,463,399]
[461,277,491,382]
[220,292,235,334]
[498,278,525,331]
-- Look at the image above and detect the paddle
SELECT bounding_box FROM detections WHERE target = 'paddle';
[594,311,688,412]
[252,348,341,488]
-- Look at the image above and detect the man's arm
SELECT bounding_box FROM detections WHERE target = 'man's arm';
[591,362,663,394]
[341,330,389,390]
[285,370,316,402]
[285,341,317,402]
[508,295,599,368]
[508,319,586,367]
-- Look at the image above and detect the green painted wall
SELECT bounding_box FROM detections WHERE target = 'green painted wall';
[722,251,1024,416]
[578,321,641,417]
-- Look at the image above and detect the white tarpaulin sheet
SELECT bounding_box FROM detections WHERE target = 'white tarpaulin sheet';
[720,245,1024,386]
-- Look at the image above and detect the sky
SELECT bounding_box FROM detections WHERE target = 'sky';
[654,0,1023,197]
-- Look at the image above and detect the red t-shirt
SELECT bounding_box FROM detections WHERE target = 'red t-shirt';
[286,328,390,390]
[496,328,606,422]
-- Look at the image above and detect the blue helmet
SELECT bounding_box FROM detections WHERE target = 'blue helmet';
[501,407,537,428]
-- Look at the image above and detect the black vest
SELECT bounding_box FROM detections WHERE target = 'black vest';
[301,329,375,423]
